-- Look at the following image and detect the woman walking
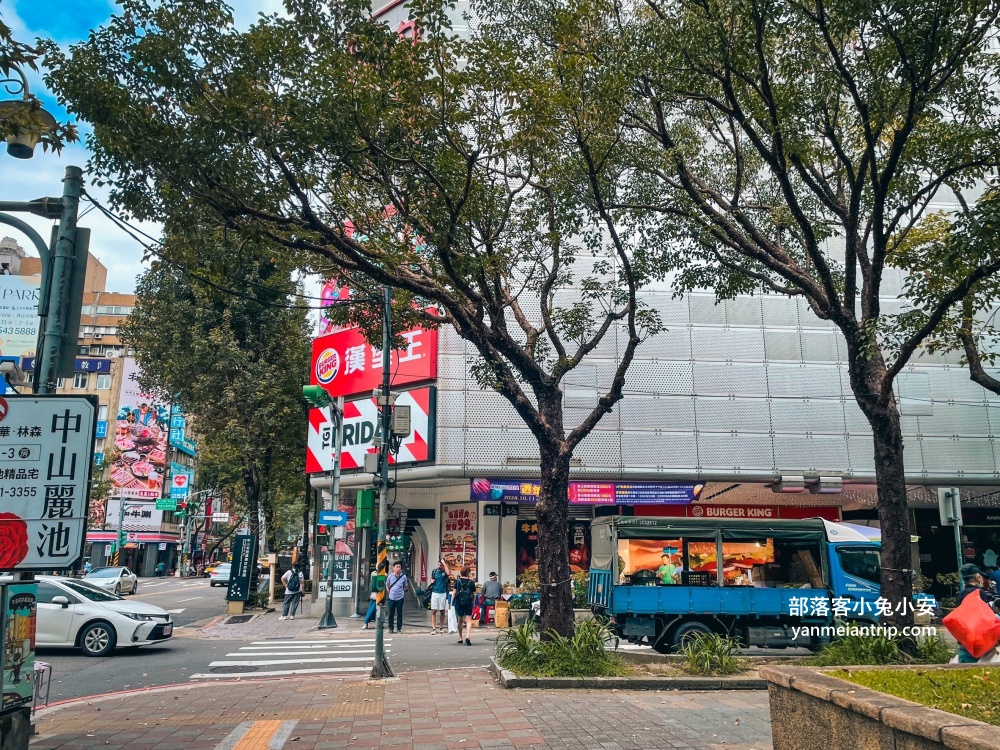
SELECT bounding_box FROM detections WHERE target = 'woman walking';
[452,566,476,645]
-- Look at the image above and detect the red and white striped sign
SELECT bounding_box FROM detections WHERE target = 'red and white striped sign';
[306,387,435,474]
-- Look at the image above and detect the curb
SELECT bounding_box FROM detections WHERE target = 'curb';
[487,658,766,690]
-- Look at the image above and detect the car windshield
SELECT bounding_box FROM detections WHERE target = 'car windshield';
[61,579,122,602]
[87,568,121,578]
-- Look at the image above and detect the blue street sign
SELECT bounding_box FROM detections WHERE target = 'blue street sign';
[319,510,348,527]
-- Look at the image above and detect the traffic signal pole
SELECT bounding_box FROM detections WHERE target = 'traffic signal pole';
[318,395,344,629]
[371,286,394,679]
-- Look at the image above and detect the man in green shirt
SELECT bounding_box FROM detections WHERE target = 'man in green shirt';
[657,552,680,585]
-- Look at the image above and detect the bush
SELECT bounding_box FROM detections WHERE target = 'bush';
[809,626,953,667]
[572,571,590,608]
[495,619,627,677]
[246,591,270,609]
[679,632,746,676]
[518,569,540,593]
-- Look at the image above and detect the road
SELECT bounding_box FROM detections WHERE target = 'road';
[37,578,497,703]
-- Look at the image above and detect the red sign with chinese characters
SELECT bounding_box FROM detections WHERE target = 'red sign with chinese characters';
[310,325,438,399]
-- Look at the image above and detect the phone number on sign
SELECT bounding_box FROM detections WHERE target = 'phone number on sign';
[0,486,37,498]
[0,327,35,335]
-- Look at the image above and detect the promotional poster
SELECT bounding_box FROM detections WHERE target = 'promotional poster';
[440,503,478,580]
[111,359,168,499]
[1,583,36,710]
[0,275,40,360]
[515,519,592,577]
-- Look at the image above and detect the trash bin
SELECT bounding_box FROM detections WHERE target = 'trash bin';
[495,600,510,628]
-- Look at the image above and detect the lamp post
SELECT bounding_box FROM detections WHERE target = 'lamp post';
[372,285,394,679]
[0,64,58,160]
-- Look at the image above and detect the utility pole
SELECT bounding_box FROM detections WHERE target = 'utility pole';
[112,497,127,565]
[372,286,394,679]
[318,395,344,629]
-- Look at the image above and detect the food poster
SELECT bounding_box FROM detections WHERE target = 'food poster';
[516,520,592,576]
[440,503,478,579]
[111,358,168,499]
[618,538,776,584]
[1,583,36,710]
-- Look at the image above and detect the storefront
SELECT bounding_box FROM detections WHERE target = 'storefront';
[84,531,179,575]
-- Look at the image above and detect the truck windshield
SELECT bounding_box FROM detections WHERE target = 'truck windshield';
[837,548,881,585]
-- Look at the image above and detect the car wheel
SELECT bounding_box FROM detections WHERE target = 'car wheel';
[114,584,121,596]
[79,621,117,657]
[131,582,137,595]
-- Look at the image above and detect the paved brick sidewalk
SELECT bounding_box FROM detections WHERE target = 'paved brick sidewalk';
[31,668,773,750]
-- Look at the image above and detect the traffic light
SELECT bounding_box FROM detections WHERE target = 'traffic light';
[178,501,189,520]
[302,385,332,407]
[316,524,329,546]
[357,488,376,529]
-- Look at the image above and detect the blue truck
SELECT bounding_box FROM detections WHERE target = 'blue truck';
[587,516,931,652]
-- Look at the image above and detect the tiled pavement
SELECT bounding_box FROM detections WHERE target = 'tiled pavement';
[31,668,774,750]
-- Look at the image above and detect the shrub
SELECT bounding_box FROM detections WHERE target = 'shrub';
[495,619,626,677]
[572,571,590,608]
[518,569,540,593]
[914,633,952,664]
[809,627,953,667]
[679,632,746,676]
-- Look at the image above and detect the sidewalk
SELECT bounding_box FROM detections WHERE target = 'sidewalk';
[31,668,774,750]
[192,599,446,640]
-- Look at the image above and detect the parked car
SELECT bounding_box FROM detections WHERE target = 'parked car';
[203,561,223,577]
[84,566,139,596]
[33,576,173,656]
[209,563,232,587]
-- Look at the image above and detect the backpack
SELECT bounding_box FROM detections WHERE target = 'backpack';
[455,578,473,607]
[286,570,301,593]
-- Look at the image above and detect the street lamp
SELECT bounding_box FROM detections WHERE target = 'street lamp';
[0,64,58,159]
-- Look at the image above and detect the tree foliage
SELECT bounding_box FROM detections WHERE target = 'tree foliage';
[118,233,311,553]
[46,0,665,637]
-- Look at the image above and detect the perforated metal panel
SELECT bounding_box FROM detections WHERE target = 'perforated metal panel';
[623,361,694,394]
[641,291,691,325]
[695,398,772,432]
[465,429,539,464]
[623,431,699,468]
[919,437,996,476]
[573,431,621,468]
[692,362,768,395]
[773,435,850,472]
[797,298,837,329]
[761,297,799,327]
[689,295,727,325]
[618,396,697,431]
[434,427,467,464]
[846,436,876,472]
[918,403,991,436]
[769,398,846,434]
[724,298,764,327]
[437,354,471,379]
[764,330,802,362]
[465,390,523,429]
[697,432,776,472]
[691,328,766,361]
[436,389,467,428]
[800,331,842,363]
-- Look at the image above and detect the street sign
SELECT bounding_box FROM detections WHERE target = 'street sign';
[212,513,230,523]
[226,534,258,602]
[170,471,190,499]
[155,498,177,511]
[318,510,348,526]
[158,542,167,551]
[0,395,96,571]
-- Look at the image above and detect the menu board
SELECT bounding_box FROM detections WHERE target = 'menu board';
[440,502,478,580]
[471,478,703,505]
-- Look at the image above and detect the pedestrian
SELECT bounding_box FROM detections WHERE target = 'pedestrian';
[83,560,92,576]
[429,560,451,634]
[280,564,303,621]
[155,561,165,578]
[363,570,378,629]
[989,565,1000,595]
[386,562,407,634]
[453,566,476,645]
[955,563,1000,663]
[480,571,503,625]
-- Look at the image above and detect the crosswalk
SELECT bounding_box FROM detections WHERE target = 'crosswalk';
[189,639,391,680]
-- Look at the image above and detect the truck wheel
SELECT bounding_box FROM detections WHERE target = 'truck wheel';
[671,620,714,650]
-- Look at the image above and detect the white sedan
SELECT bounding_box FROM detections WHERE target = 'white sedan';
[35,576,173,656]
[209,563,231,587]
[83,566,139,596]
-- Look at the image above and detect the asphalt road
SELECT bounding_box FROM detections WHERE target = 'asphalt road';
[126,576,231,627]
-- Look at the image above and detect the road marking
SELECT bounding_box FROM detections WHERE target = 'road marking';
[191,666,371,679]
[176,596,203,602]
[210,656,382,667]
[224,650,387,657]
[166,609,187,614]
[248,639,390,646]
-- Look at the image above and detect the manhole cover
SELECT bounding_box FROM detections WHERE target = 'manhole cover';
[225,615,254,625]
[211,665,258,673]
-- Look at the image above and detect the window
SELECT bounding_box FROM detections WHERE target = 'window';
[77,345,89,354]
[98,405,109,420]
[838,548,882,585]
[96,373,111,390]
[56,378,65,389]
[24,372,32,384]
[36,581,75,604]
[73,372,89,389]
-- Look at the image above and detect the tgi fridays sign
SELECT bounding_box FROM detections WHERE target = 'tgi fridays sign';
[310,324,437,399]
[307,387,436,473]
[0,395,96,571]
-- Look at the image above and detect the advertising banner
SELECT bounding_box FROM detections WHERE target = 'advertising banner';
[103,500,164,532]
[310,324,437,399]
[440,502,478,580]
[635,504,842,521]
[470,478,704,505]
[306,387,436,473]
[0,395,96,571]
[0,275,40,359]
[1,582,36,710]
[329,496,356,599]
[110,359,168,499]
[514,519,592,577]
[226,534,258,602]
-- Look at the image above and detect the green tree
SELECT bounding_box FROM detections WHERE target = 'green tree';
[45,0,662,637]
[490,0,1000,626]
[118,233,311,553]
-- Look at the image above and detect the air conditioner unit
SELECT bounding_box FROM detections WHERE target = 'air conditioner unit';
[93,334,103,340]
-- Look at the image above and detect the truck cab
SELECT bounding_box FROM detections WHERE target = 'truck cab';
[588,516,925,653]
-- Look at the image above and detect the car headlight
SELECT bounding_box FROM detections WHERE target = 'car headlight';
[121,612,154,621]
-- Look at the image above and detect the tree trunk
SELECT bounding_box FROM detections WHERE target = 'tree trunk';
[259,447,277,553]
[241,460,262,542]
[535,440,575,639]
[846,347,915,629]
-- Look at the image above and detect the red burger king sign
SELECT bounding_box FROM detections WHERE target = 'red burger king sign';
[315,348,341,385]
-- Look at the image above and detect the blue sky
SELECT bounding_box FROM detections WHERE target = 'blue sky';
[0,0,284,293]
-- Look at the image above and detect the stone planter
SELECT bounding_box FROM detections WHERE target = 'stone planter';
[503,608,593,628]
[761,665,1000,750]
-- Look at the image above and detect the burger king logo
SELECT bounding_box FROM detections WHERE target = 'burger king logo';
[316,348,341,385]
[691,505,704,517]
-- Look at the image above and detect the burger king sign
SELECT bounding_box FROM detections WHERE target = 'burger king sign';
[315,348,341,385]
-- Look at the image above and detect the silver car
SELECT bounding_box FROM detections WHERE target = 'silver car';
[83,566,139,596]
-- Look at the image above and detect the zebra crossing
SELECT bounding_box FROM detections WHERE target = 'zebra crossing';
[188,639,391,680]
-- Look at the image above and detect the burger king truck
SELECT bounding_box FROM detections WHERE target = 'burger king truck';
[587,516,935,653]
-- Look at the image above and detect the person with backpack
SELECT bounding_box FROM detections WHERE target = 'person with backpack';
[386,562,408,634]
[453,566,476,645]
[280,563,303,620]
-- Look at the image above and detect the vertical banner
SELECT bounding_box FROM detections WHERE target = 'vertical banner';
[112,359,169,499]
[515,519,539,577]
[1,583,36,710]
[226,534,258,602]
[440,502,478,580]
[329,496,356,599]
